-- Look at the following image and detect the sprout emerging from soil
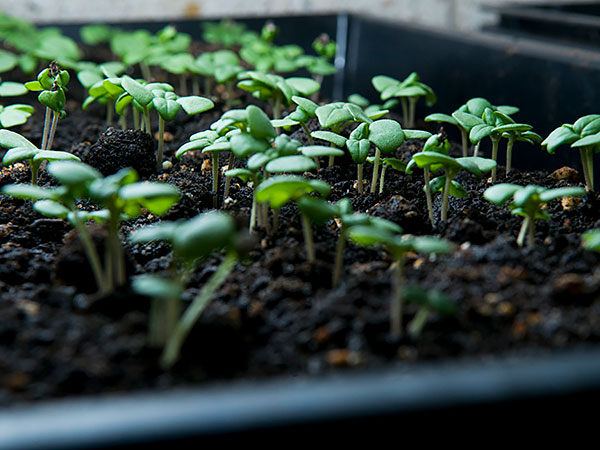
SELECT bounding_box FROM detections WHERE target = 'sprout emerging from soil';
[349,224,453,337]
[409,134,496,223]
[372,72,436,128]
[130,211,243,368]
[402,286,456,338]
[24,61,69,152]
[484,184,586,248]
[542,115,600,192]
[272,96,319,146]
[238,72,320,120]
[255,175,330,262]
[0,129,79,184]
[2,161,180,294]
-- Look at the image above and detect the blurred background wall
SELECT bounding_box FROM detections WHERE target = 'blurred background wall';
[1,0,598,33]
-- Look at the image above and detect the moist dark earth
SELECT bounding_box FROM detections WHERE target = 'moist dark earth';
[1,67,600,406]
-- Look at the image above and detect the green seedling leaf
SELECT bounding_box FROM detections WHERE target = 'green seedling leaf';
[572,134,600,148]
[2,147,37,165]
[286,77,320,96]
[300,146,345,158]
[347,138,370,164]
[132,274,183,300]
[538,187,586,202]
[38,89,66,113]
[1,184,55,200]
[265,155,316,173]
[311,130,347,147]
[119,182,180,216]
[456,156,496,173]
[292,96,318,115]
[0,81,27,97]
[428,176,468,198]
[296,196,338,225]
[412,151,461,170]
[247,105,276,140]
[255,175,330,209]
[469,123,495,143]
[542,126,580,154]
[121,77,153,106]
[402,130,432,140]
[33,199,69,218]
[172,212,235,259]
[225,168,256,183]
[47,160,102,186]
[153,97,182,121]
[452,111,484,130]
[425,113,457,125]
[573,115,600,134]
[230,133,270,158]
[368,119,404,153]
[483,183,522,205]
[176,96,214,115]
[33,150,80,163]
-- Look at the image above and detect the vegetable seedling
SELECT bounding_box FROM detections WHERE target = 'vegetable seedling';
[255,175,330,262]
[25,61,70,152]
[349,223,453,337]
[542,114,600,192]
[410,142,496,223]
[310,129,347,168]
[130,211,242,367]
[402,286,456,338]
[372,73,436,128]
[237,71,320,119]
[272,96,319,145]
[0,129,79,184]
[484,184,586,247]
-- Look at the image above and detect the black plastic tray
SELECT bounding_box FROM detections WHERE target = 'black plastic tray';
[2,13,600,446]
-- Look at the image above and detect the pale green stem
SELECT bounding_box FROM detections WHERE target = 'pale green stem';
[224,152,234,199]
[424,167,434,226]
[332,226,346,288]
[506,135,515,175]
[140,61,152,81]
[41,107,51,150]
[225,81,233,109]
[370,148,381,193]
[474,142,481,157]
[460,128,468,157]
[379,163,387,194]
[401,98,409,127]
[46,110,59,151]
[192,77,200,96]
[119,110,127,130]
[143,109,152,138]
[71,207,107,295]
[517,215,530,248]
[357,164,364,194]
[407,307,430,338]
[491,136,499,182]
[106,100,114,125]
[441,171,454,222]
[588,148,595,192]
[300,122,314,145]
[30,159,39,185]
[302,213,315,263]
[157,116,165,170]
[212,151,219,208]
[133,107,140,130]
[149,296,180,349]
[408,96,418,128]
[328,155,335,167]
[273,96,281,121]
[161,252,237,369]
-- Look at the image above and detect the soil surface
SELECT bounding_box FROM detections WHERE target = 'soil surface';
[1,56,600,406]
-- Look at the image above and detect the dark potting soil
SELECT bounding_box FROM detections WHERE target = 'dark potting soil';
[1,74,600,406]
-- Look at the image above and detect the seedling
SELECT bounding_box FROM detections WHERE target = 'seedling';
[372,73,436,128]
[202,19,257,48]
[410,141,496,223]
[349,223,453,337]
[402,286,456,338]
[80,24,114,46]
[459,107,538,181]
[542,115,600,192]
[484,184,585,247]
[130,211,242,367]
[0,129,79,184]
[80,66,127,127]
[255,175,330,262]
[296,33,337,99]
[25,61,70,152]
[347,93,397,119]
[366,156,407,194]
[315,101,373,135]
[0,103,34,128]
[310,130,347,168]
[237,72,320,119]
[272,96,319,145]
[119,76,214,169]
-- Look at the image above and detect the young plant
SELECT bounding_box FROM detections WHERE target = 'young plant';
[410,142,496,223]
[0,129,79,184]
[237,72,320,119]
[24,61,70,151]
[255,175,330,262]
[0,103,34,129]
[349,223,453,337]
[542,115,600,192]
[310,130,347,168]
[192,50,244,107]
[347,93,397,119]
[484,184,586,247]
[129,211,242,368]
[2,161,180,294]
[402,286,456,338]
[202,19,257,48]
[272,96,319,145]
[372,73,436,128]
